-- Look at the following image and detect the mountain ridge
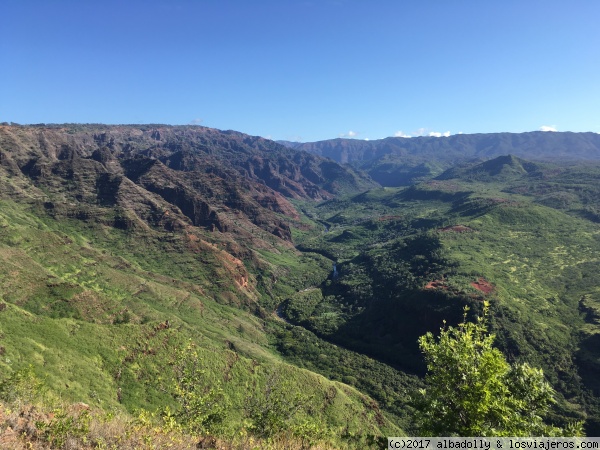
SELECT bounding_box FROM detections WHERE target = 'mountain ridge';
[435,154,545,182]
[279,131,600,186]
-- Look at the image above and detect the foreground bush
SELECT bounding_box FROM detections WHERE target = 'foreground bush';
[414,302,583,436]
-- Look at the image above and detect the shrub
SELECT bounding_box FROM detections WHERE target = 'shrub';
[414,302,583,436]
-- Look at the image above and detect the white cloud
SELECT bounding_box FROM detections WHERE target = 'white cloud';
[188,118,203,125]
[539,125,557,132]
[339,130,358,138]
[393,128,452,138]
[428,130,451,137]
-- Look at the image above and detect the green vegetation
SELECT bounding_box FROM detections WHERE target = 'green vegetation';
[415,303,582,436]
[285,165,600,434]
[2,123,600,444]
[0,199,400,447]
[170,341,229,435]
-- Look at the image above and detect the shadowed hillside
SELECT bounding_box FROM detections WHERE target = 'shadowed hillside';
[289,160,600,434]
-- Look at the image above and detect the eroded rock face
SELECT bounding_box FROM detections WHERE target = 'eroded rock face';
[3,124,367,240]
[1,124,376,236]
[0,124,343,306]
[0,124,377,306]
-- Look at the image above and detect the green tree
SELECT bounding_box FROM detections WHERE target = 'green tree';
[245,369,315,438]
[414,302,582,436]
[170,341,229,435]
[0,365,46,406]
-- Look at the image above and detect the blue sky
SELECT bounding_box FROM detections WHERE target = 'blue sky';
[2,0,599,142]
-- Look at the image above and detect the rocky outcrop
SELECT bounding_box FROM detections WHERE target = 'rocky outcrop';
[0,124,370,242]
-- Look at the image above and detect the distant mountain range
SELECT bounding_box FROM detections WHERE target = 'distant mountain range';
[279,132,600,186]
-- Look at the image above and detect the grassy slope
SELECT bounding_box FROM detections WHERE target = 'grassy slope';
[0,199,403,446]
